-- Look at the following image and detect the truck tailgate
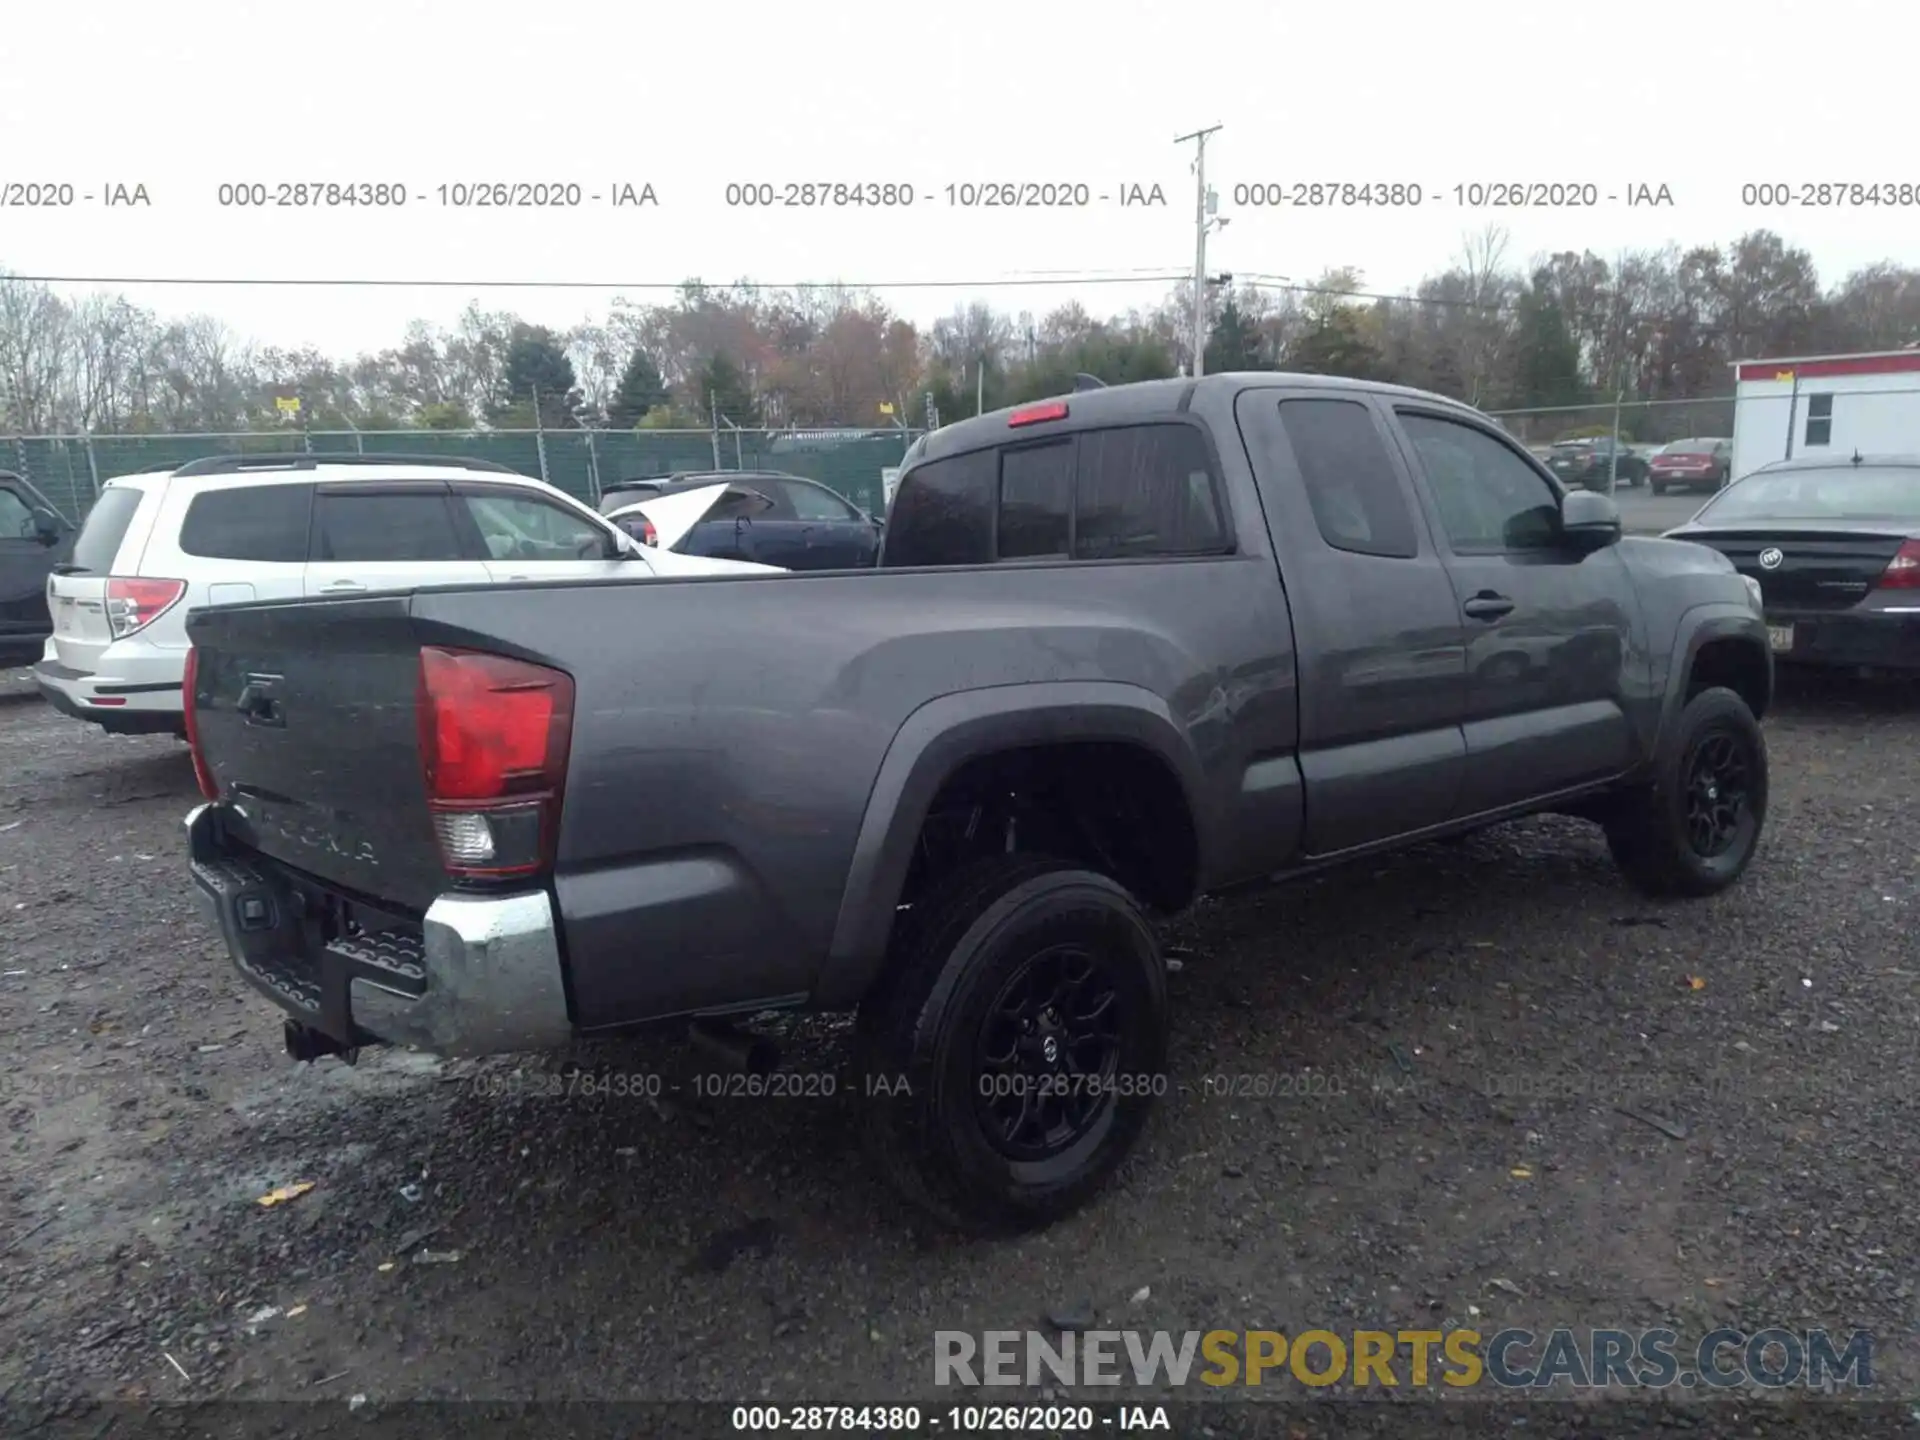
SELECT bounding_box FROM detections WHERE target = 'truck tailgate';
[187,595,448,912]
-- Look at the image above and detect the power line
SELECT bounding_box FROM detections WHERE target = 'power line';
[0,271,1194,292]
[0,266,1544,317]
[1238,274,1509,312]
[0,267,1521,313]
[2,267,1868,338]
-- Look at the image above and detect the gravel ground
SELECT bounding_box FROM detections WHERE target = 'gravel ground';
[2,664,1917,1434]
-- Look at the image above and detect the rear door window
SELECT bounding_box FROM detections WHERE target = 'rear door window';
[68,486,148,574]
[177,484,314,562]
[770,478,860,522]
[1277,398,1420,559]
[0,487,36,540]
[710,486,785,521]
[311,489,468,562]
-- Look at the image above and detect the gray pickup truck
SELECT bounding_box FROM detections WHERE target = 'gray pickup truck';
[182,373,1773,1233]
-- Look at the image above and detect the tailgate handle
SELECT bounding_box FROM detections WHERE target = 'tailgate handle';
[235,675,285,728]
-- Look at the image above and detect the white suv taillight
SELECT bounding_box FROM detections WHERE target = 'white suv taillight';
[105,577,186,639]
[415,647,574,879]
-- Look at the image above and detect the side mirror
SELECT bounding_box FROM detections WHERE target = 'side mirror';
[31,508,63,545]
[1560,489,1622,552]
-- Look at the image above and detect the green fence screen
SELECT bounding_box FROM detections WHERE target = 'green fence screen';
[5,429,922,524]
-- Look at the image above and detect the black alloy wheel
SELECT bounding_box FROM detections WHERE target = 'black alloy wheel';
[1603,685,1769,898]
[1681,727,1755,859]
[974,942,1123,1162]
[855,854,1169,1234]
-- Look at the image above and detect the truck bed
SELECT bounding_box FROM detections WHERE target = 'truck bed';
[186,560,1300,1031]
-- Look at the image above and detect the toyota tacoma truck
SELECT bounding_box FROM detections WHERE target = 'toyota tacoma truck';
[182,373,1774,1233]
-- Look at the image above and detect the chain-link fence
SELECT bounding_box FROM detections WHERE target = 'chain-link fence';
[3,428,922,523]
[1484,396,1738,453]
[1486,382,1920,478]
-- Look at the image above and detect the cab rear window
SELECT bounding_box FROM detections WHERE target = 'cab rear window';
[882,422,1227,568]
[883,451,995,565]
[68,486,147,574]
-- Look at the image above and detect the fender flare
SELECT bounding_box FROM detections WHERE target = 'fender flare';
[813,681,1210,1009]
[1653,603,1773,756]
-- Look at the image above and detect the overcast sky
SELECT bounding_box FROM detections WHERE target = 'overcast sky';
[2,0,1910,357]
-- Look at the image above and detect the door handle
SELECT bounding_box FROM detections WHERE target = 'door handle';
[321,579,366,593]
[1462,592,1514,621]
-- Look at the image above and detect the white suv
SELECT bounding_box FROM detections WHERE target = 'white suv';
[35,453,771,737]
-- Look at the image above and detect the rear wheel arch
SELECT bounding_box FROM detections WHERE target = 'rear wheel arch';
[815,684,1209,1009]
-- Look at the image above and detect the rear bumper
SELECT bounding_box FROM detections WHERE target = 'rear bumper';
[185,802,574,1056]
[1765,606,1920,671]
[35,645,186,733]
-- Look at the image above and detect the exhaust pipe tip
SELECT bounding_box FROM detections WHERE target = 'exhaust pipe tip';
[689,1019,780,1076]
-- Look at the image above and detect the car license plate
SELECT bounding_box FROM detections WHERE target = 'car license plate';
[1767,625,1794,653]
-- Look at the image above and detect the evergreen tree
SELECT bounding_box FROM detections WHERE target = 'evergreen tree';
[607,349,669,428]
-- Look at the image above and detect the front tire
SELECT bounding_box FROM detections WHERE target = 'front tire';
[1603,686,1768,898]
[856,855,1169,1234]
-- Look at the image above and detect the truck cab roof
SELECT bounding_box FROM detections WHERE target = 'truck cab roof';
[911,371,1483,470]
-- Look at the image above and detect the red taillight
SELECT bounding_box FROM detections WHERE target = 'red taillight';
[641,518,658,546]
[1009,401,1068,428]
[415,647,574,879]
[1875,539,1920,590]
[105,577,186,640]
[182,646,217,800]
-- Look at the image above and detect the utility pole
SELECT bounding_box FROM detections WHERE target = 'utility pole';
[1176,124,1222,378]
[1783,370,1801,461]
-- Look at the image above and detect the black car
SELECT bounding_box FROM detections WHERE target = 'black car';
[1545,436,1648,490]
[1664,453,1920,672]
[601,471,883,570]
[595,476,672,514]
[0,471,76,658]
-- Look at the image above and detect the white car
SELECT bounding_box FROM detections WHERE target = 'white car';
[35,453,774,738]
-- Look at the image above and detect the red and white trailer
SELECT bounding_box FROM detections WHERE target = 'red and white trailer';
[1731,348,1920,481]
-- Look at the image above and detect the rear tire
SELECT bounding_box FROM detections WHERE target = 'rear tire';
[855,855,1169,1235]
[1603,686,1767,898]
[1650,480,1667,496]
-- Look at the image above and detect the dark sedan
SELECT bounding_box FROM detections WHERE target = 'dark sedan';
[1664,454,1920,672]
[602,470,883,570]
[1545,436,1647,490]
